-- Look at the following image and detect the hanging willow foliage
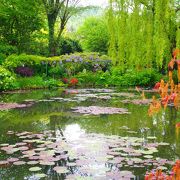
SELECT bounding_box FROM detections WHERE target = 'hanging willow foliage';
[108,0,178,71]
[107,0,117,65]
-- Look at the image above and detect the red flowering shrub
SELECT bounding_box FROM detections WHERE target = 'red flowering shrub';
[69,78,78,86]
[153,82,160,90]
[62,78,69,84]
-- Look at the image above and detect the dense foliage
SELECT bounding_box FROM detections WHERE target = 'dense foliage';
[0,66,16,90]
[0,0,178,91]
[14,76,64,89]
[108,0,179,70]
[0,0,86,58]
[0,0,43,54]
[77,17,109,53]
[3,53,111,73]
[0,51,162,91]
[76,68,161,87]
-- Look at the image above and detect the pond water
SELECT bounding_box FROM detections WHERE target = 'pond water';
[0,88,179,180]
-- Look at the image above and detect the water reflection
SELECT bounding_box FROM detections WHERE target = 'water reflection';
[64,124,85,141]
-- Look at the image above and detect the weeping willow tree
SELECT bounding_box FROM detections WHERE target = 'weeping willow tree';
[108,0,117,64]
[108,0,178,71]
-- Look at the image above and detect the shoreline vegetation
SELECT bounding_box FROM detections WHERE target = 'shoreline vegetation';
[0,53,163,92]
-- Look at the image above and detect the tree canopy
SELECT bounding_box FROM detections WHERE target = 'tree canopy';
[0,0,43,53]
[108,0,179,71]
[77,17,109,53]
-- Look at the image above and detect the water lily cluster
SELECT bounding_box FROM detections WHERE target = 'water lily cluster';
[0,130,178,179]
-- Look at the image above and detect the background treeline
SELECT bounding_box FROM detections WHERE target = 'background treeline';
[0,0,179,91]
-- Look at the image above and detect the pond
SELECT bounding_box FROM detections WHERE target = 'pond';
[0,88,179,180]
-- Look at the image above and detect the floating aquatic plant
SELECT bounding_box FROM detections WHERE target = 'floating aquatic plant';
[0,130,178,179]
[0,102,34,111]
[71,106,130,115]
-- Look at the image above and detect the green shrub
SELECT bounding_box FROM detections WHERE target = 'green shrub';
[76,68,162,87]
[0,66,16,91]
[75,71,100,86]
[109,69,162,87]
[4,53,112,77]
[48,66,66,78]
[111,67,124,76]
[57,37,82,55]
[75,71,111,87]
[15,76,65,89]
[4,54,47,70]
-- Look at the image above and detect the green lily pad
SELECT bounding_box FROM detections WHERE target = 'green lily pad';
[29,167,42,172]
[144,155,153,159]
[53,166,69,174]
[35,173,47,178]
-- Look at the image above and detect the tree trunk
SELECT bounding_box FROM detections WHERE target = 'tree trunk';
[48,16,56,56]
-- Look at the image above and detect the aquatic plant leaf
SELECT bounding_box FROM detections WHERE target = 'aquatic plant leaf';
[39,161,55,166]
[71,106,130,115]
[34,173,47,178]
[53,166,69,173]
[66,162,77,166]
[7,158,19,162]
[15,142,27,146]
[144,155,153,159]
[29,167,42,172]
[0,144,9,147]
[18,146,29,151]
[13,161,26,165]
[0,161,9,165]
[27,161,39,165]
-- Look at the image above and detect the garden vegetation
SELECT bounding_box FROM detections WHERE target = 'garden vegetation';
[0,0,179,91]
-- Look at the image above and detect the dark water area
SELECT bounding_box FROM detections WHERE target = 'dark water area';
[0,88,179,180]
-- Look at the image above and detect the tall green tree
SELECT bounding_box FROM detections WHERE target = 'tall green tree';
[0,0,42,53]
[42,0,87,56]
[42,0,65,56]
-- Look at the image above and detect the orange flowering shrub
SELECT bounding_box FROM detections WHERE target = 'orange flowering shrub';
[145,160,180,180]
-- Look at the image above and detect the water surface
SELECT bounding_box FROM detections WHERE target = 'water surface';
[0,88,179,179]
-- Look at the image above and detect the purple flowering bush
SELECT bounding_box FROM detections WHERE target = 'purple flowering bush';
[15,66,34,77]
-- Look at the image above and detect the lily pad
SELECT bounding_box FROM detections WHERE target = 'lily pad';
[53,166,69,174]
[27,161,39,165]
[66,162,77,166]
[71,106,130,115]
[7,158,19,162]
[39,161,55,166]
[0,144,9,147]
[29,167,42,172]
[34,173,47,178]
[13,161,26,165]
[0,160,9,165]
[144,155,153,159]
